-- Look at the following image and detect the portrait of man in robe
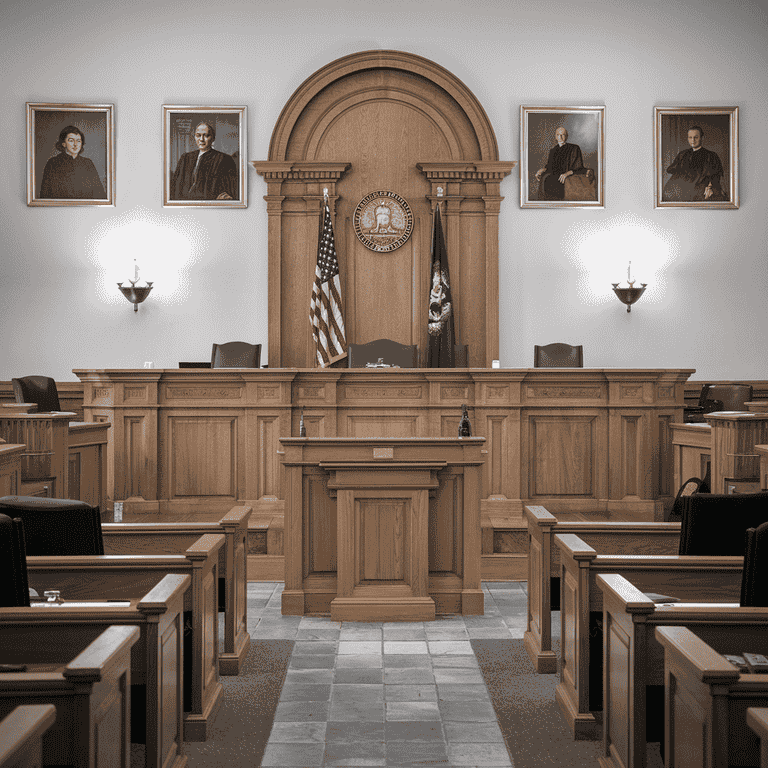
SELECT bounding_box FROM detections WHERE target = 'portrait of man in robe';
[521,106,604,208]
[655,107,738,209]
[27,103,114,207]
[163,106,247,208]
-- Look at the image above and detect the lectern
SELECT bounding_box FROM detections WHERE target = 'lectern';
[278,437,486,621]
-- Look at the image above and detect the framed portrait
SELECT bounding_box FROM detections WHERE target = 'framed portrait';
[27,103,114,206]
[520,106,604,208]
[163,105,247,208]
[654,106,738,209]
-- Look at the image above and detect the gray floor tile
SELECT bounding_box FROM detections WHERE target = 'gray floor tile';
[384,684,438,701]
[290,654,336,669]
[384,720,445,740]
[385,740,449,765]
[383,655,432,668]
[335,653,383,668]
[385,701,442,721]
[279,683,333,702]
[436,684,491,701]
[431,656,479,668]
[274,700,330,722]
[447,743,512,766]
[331,683,384,704]
[293,640,338,655]
[268,721,327,743]
[438,700,498,722]
[284,668,335,685]
[334,667,384,684]
[322,741,386,766]
[329,701,385,721]
[443,721,505,743]
[325,721,386,742]
[432,668,486,684]
[260,742,325,767]
[383,667,436,685]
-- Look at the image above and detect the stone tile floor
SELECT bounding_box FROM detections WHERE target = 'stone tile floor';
[248,581,534,767]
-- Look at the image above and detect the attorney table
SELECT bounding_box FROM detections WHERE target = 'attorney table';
[73,367,693,521]
[279,436,485,620]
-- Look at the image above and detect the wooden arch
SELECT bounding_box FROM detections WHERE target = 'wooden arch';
[253,50,515,368]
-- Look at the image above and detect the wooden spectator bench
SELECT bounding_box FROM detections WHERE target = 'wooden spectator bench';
[747,707,768,767]
[0,574,189,768]
[657,625,768,768]
[26,535,224,742]
[102,504,251,675]
[524,505,680,673]
[0,705,57,768]
[0,625,137,768]
[554,533,743,740]
[597,574,768,768]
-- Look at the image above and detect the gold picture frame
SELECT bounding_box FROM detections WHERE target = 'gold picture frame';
[163,105,247,208]
[27,102,115,206]
[520,105,605,209]
[654,106,739,209]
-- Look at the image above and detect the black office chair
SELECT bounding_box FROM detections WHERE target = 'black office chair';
[741,520,768,607]
[0,513,31,607]
[533,343,584,368]
[348,338,418,368]
[211,342,262,368]
[678,491,768,555]
[0,496,104,556]
[11,376,62,412]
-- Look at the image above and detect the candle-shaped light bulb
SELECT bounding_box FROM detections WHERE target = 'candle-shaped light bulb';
[134,260,139,283]
[627,261,631,284]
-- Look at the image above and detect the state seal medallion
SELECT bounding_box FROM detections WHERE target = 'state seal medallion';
[353,191,413,253]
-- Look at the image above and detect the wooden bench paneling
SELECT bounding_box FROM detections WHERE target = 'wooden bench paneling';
[103,505,251,675]
[597,573,768,768]
[26,535,224,742]
[554,533,743,740]
[0,574,189,768]
[657,625,768,768]
[523,505,681,674]
[0,705,57,768]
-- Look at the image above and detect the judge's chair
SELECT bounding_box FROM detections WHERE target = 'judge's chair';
[685,383,753,422]
[348,339,418,368]
[211,342,262,368]
[533,343,584,368]
[0,495,104,556]
[11,376,62,412]
[0,513,31,607]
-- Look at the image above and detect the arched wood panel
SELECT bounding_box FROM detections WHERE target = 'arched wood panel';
[253,50,514,368]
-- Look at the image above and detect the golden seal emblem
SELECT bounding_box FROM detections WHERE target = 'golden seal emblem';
[353,191,413,253]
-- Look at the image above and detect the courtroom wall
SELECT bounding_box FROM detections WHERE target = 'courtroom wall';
[1,0,765,380]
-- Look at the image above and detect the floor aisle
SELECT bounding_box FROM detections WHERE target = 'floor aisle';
[229,581,602,768]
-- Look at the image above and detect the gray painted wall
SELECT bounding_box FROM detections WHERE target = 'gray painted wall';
[2,0,766,380]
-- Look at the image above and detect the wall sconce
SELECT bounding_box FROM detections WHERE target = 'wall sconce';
[612,261,647,313]
[118,260,153,312]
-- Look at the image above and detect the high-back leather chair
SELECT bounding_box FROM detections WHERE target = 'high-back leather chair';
[678,491,768,555]
[702,383,753,412]
[348,338,418,368]
[533,343,584,368]
[11,376,61,412]
[0,496,104,556]
[0,513,30,607]
[741,520,768,606]
[210,342,262,368]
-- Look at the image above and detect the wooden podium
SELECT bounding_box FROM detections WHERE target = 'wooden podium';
[278,437,486,621]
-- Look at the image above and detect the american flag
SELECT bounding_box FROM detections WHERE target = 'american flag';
[309,196,347,367]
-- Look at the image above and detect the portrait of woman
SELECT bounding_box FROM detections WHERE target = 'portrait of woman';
[39,125,106,199]
[27,103,114,206]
